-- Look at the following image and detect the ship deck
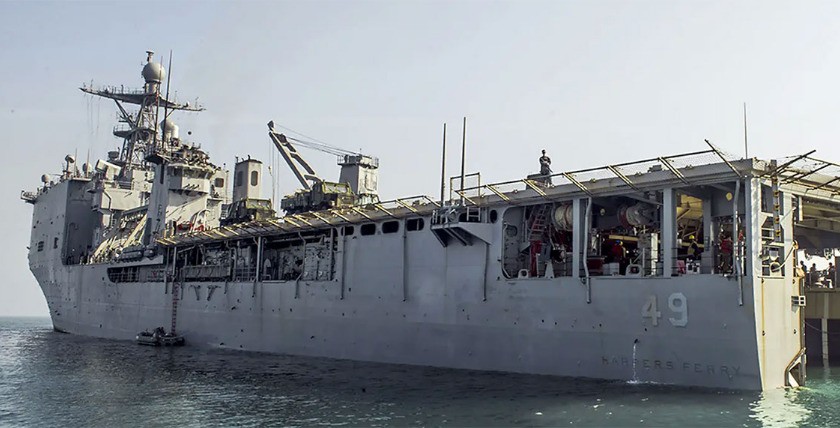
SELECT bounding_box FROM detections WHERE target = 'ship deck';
[157,147,840,247]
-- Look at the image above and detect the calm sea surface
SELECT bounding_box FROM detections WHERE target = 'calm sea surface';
[1,317,839,427]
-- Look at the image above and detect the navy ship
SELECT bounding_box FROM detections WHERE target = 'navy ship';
[26,51,840,390]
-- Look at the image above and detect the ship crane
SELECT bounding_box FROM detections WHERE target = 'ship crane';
[269,121,331,190]
[267,121,380,214]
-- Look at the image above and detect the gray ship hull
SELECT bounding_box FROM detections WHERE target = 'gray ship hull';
[27,162,805,391]
[35,262,792,391]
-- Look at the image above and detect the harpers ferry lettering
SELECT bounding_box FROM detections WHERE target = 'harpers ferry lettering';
[602,355,741,378]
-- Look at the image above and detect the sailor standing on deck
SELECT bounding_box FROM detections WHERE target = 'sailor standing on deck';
[539,149,552,185]
[687,235,701,261]
[719,232,733,273]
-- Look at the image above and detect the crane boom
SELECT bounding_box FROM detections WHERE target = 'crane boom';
[268,122,321,190]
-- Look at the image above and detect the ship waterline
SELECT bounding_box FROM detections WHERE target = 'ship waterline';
[40,263,769,390]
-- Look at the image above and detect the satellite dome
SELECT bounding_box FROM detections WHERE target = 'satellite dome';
[161,117,179,139]
[142,61,166,83]
[161,117,176,130]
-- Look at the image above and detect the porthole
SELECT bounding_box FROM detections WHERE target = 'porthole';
[407,218,425,231]
[382,221,399,234]
[360,223,376,236]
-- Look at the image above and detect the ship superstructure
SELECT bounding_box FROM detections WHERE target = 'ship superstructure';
[25,52,840,391]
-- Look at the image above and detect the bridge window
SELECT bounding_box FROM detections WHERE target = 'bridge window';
[37,241,44,252]
[383,221,399,234]
[214,178,225,188]
[343,225,355,236]
[361,223,376,236]
[235,171,243,187]
[407,218,424,231]
[251,170,259,186]
[53,237,59,249]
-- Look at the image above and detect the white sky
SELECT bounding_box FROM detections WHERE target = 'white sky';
[2,0,840,316]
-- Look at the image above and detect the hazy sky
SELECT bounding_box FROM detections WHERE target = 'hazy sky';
[3,0,840,316]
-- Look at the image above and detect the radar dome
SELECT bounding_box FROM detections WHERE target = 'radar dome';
[161,117,176,130]
[142,61,166,83]
[161,117,179,139]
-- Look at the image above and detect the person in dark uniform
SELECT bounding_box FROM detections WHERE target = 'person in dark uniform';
[539,149,552,185]
[687,235,701,261]
[610,240,629,274]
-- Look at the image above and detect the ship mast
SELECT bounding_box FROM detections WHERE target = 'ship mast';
[79,50,204,173]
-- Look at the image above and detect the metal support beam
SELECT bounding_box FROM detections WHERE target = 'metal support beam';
[705,139,741,177]
[328,209,352,222]
[453,190,478,206]
[782,163,830,184]
[374,203,397,218]
[308,211,333,224]
[658,157,689,184]
[607,165,641,191]
[282,217,301,227]
[351,207,373,220]
[562,172,592,196]
[662,188,676,277]
[522,179,548,197]
[395,199,419,213]
[760,150,816,178]
[810,176,840,193]
[485,184,511,202]
[290,215,313,227]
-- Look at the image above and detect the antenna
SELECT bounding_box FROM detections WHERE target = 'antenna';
[460,117,467,205]
[161,51,173,155]
[440,123,447,205]
[743,102,749,159]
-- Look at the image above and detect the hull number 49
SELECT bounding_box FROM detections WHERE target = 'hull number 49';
[641,293,687,327]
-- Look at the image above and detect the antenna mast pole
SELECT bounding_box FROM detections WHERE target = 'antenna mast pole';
[440,123,447,205]
[743,102,749,159]
[161,51,173,156]
[459,117,466,205]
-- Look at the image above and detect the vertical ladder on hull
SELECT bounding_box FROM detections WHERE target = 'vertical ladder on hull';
[171,273,181,335]
[771,173,782,243]
[528,205,551,276]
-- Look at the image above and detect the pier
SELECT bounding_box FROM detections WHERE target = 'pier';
[805,288,840,365]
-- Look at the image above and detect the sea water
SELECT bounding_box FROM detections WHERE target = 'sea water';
[1,317,839,427]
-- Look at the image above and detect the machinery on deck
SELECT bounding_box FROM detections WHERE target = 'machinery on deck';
[268,122,379,214]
